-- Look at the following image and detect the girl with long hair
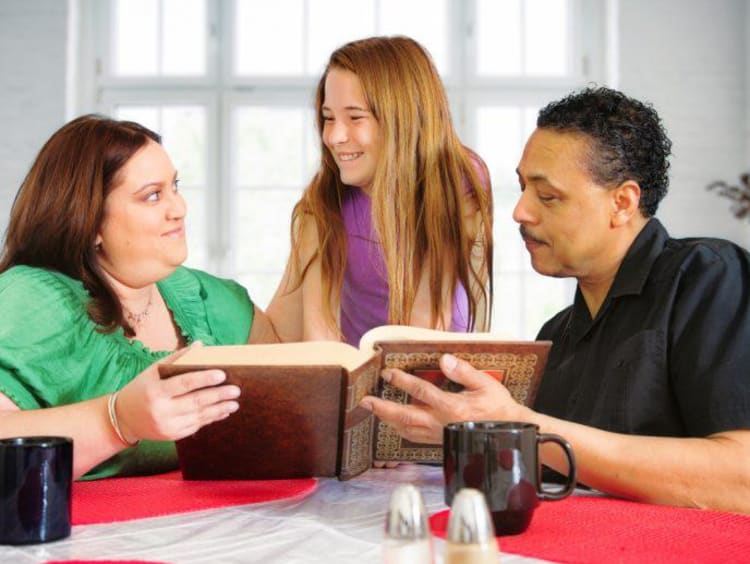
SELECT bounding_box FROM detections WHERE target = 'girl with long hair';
[267,36,493,345]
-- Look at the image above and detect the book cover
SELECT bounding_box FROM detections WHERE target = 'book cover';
[158,326,551,481]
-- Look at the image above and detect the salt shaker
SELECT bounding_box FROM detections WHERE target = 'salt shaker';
[383,484,434,564]
[445,488,499,564]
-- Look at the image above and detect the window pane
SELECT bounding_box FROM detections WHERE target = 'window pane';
[161,107,207,269]
[113,105,207,186]
[113,0,158,75]
[492,273,522,338]
[235,189,301,308]
[113,0,206,76]
[307,0,375,75]
[237,273,286,311]
[161,106,207,186]
[475,104,573,337]
[305,118,321,179]
[234,107,312,187]
[477,0,570,77]
[233,104,318,309]
[494,231,525,288]
[379,0,448,74]
[162,0,206,75]
[493,215,524,275]
[477,0,521,75]
[115,106,160,131]
[476,106,525,287]
[477,106,524,188]
[180,186,208,269]
[235,0,303,75]
[525,0,569,75]
[523,273,574,338]
[523,107,538,136]
[477,104,538,271]
[494,246,574,340]
[234,0,449,77]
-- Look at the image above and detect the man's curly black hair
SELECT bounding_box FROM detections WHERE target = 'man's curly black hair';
[537,86,672,217]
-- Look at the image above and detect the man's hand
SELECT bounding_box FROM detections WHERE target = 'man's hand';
[359,353,531,444]
[360,355,750,514]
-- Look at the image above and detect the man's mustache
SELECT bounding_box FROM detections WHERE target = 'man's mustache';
[519,225,545,245]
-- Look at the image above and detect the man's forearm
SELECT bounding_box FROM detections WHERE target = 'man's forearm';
[529,411,750,513]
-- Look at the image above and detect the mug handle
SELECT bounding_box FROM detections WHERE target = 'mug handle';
[537,433,577,500]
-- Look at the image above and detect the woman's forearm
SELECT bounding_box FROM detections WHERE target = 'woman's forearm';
[0,396,125,478]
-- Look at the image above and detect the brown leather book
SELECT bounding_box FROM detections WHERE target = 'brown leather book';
[158,326,551,481]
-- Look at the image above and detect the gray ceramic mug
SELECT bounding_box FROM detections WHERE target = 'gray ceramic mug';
[444,421,576,535]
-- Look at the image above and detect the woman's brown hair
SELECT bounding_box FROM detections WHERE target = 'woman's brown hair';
[290,35,493,333]
[0,114,161,335]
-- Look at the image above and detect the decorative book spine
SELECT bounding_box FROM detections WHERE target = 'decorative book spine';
[339,353,381,480]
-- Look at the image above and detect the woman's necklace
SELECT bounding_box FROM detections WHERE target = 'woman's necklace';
[124,287,154,328]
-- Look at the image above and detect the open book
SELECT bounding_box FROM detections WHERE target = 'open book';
[158,325,551,481]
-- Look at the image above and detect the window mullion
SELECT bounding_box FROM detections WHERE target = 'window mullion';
[520,0,527,75]
[157,0,164,75]
[215,0,232,277]
[302,0,309,74]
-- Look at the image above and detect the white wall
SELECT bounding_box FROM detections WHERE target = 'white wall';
[0,0,748,248]
[0,0,68,238]
[616,0,750,246]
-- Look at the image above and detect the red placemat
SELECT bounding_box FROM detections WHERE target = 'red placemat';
[72,471,317,525]
[430,496,750,563]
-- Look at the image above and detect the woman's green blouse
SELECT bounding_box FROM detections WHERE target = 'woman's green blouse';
[0,265,254,480]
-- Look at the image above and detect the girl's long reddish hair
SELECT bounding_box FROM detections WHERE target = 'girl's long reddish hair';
[290,36,493,333]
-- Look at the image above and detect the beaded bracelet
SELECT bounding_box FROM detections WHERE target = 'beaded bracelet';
[107,391,139,447]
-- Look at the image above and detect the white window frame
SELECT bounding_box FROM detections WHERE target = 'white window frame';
[76,0,607,337]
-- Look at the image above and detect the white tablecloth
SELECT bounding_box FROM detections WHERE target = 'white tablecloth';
[1,465,549,563]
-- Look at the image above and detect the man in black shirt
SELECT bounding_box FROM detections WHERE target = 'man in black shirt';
[361,87,750,513]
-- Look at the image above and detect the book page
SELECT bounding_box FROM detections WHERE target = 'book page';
[359,325,515,353]
[169,341,374,372]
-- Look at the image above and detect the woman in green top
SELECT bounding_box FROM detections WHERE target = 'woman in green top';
[0,115,278,479]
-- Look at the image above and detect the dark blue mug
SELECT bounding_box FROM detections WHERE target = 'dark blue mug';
[0,436,73,544]
[444,421,576,535]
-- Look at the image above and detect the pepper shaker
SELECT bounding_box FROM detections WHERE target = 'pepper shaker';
[445,488,499,564]
[383,484,434,564]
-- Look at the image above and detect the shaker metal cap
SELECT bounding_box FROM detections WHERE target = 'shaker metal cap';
[384,484,431,540]
[446,488,496,544]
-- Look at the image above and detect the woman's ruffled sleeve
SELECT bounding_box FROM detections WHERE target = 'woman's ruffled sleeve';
[195,270,255,345]
[161,267,255,345]
[0,267,91,409]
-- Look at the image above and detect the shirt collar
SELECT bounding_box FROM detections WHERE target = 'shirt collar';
[567,218,669,340]
[608,218,669,299]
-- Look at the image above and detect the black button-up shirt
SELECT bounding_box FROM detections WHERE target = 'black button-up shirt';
[534,218,750,438]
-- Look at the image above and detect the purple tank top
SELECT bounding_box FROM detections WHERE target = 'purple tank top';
[340,188,470,346]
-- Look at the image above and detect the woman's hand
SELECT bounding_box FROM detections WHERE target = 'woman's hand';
[113,345,241,444]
